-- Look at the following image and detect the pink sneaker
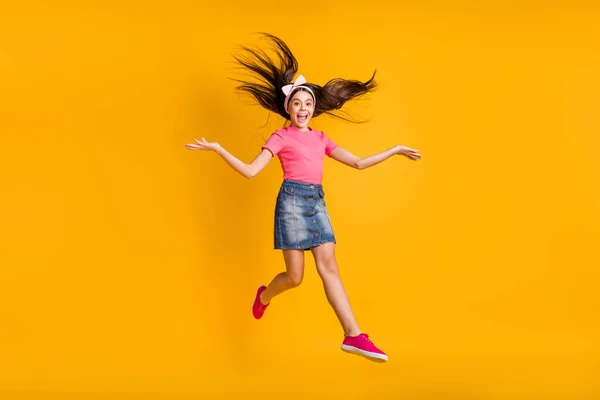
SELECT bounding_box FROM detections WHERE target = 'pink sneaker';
[252,285,269,319]
[341,333,388,362]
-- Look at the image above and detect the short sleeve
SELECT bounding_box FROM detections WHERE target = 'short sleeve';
[324,133,338,156]
[261,132,284,157]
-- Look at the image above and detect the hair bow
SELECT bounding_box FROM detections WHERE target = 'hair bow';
[282,75,307,97]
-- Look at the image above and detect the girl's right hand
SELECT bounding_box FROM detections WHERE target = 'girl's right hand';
[185,137,221,153]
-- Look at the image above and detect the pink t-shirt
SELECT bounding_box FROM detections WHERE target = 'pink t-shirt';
[262,125,338,184]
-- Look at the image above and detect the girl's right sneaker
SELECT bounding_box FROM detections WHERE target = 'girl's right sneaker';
[341,333,388,362]
[252,285,269,319]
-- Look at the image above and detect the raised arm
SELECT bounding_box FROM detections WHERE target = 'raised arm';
[329,145,421,170]
[185,137,272,179]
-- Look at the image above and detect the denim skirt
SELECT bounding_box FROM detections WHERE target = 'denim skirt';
[274,180,336,250]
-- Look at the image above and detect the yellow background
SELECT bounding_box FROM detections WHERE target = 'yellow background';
[1,1,599,398]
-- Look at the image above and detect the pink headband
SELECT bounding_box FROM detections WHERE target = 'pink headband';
[282,74,316,113]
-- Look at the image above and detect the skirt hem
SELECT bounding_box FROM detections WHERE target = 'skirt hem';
[274,239,336,251]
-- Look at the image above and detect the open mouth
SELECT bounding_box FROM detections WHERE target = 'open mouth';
[297,113,309,123]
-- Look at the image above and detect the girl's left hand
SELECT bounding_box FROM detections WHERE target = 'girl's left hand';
[395,145,422,160]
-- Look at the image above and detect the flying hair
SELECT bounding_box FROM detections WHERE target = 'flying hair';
[230,33,377,123]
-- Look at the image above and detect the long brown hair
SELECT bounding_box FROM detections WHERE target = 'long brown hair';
[230,33,377,122]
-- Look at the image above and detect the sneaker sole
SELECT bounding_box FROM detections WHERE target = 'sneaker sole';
[341,344,388,362]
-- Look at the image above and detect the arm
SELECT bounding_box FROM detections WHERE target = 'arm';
[216,146,272,179]
[185,137,272,179]
[329,145,420,170]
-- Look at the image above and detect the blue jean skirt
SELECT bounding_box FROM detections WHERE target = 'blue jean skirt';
[274,180,336,250]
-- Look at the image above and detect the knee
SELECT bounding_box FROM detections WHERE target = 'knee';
[286,271,303,288]
[316,258,339,278]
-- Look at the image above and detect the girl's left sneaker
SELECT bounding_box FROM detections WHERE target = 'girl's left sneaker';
[341,333,388,362]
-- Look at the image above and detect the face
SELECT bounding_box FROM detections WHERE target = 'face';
[287,90,315,130]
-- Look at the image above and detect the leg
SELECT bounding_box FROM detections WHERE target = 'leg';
[312,242,388,362]
[310,242,361,337]
[260,249,304,305]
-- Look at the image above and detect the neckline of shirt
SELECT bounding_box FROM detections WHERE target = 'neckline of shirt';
[286,125,314,133]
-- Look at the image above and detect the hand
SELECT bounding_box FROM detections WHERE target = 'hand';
[395,145,421,160]
[185,137,221,153]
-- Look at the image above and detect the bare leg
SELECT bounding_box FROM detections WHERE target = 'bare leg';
[260,249,305,305]
[311,242,361,337]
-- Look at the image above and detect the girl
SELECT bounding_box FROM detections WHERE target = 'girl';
[185,34,421,363]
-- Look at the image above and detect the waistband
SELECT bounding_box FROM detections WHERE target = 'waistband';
[281,179,323,190]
